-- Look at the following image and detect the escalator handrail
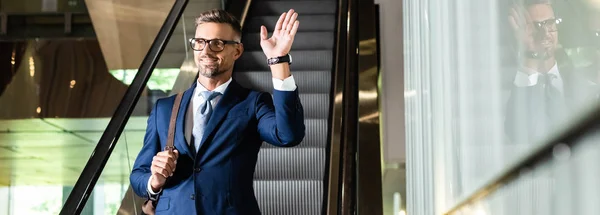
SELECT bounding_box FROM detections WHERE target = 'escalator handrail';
[59,0,189,214]
[224,0,252,28]
[327,0,360,214]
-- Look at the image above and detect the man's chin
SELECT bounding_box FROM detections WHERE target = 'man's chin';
[199,69,225,78]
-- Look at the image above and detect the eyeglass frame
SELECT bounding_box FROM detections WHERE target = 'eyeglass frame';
[533,17,562,33]
[188,38,240,52]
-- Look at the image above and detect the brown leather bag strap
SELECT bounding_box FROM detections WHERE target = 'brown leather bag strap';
[165,92,183,151]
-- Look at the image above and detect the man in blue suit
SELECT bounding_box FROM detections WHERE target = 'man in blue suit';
[130,8,305,214]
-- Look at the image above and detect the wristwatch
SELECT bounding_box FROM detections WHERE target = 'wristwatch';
[267,54,292,65]
[148,191,159,202]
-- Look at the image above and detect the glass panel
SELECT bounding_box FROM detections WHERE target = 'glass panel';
[0,38,144,214]
[450,128,600,215]
[0,0,194,213]
[77,1,201,211]
[87,57,194,215]
[0,0,88,13]
[401,0,600,213]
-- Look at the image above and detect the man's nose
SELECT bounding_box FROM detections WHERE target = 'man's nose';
[534,28,552,40]
[200,46,211,55]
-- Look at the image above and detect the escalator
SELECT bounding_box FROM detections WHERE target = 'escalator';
[57,0,346,214]
[232,0,336,214]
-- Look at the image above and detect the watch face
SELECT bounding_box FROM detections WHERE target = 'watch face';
[268,58,279,64]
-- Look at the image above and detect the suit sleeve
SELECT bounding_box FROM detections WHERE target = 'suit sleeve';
[130,101,161,197]
[255,89,306,147]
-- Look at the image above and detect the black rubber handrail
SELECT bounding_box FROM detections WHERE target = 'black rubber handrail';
[59,0,189,214]
[327,0,360,214]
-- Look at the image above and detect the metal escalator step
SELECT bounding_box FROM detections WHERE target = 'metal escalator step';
[184,1,221,15]
[241,32,334,51]
[299,93,330,119]
[254,147,325,180]
[235,50,332,71]
[261,119,328,148]
[233,70,332,94]
[249,1,336,16]
[244,15,335,33]
[253,180,322,215]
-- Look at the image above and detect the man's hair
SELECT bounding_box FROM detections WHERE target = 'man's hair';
[195,9,242,41]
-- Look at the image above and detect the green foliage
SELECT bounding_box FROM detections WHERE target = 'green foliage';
[109,68,180,92]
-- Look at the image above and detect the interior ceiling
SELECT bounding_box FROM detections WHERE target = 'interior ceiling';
[0,0,220,187]
[0,117,148,187]
[84,0,175,70]
[86,0,220,70]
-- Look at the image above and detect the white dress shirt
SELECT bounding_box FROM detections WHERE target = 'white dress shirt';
[147,75,297,195]
[513,63,564,95]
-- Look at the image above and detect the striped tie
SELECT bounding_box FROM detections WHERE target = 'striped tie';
[193,91,221,152]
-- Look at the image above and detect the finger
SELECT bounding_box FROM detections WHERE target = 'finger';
[173,150,179,164]
[283,9,294,30]
[509,7,520,26]
[154,154,171,163]
[516,4,532,24]
[523,9,532,24]
[156,151,173,157]
[159,167,173,177]
[166,150,178,160]
[152,172,166,182]
[275,12,286,31]
[151,169,167,180]
[290,20,300,36]
[286,12,298,32]
[509,15,520,31]
[152,164,171,178]
[153,159,174,171]
[260,25,268,40]
[160,151,177,163]
[153,155,175,169]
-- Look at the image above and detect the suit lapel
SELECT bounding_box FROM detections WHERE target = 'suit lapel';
[174,82,196,157]
[558,63,572,98]
[197,80,244,153]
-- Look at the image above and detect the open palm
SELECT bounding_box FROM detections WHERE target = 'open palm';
[260,9,300,58]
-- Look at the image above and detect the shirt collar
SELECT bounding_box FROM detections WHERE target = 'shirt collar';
[195,77,232,95]
[548,62,559,77]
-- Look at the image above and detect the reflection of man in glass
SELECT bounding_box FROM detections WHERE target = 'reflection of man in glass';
[504,0,595,143]
[588,11,600,84]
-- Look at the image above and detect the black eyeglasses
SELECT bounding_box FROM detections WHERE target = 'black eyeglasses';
[189,38,240,52]
[533,17,562,32]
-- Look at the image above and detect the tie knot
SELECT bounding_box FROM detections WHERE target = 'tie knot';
[199,91,221,101]
[539,73,555,84]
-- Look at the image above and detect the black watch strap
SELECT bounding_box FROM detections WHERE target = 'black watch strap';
[267,54,292,65]
[522,51,548,59]
[148,189,160,201]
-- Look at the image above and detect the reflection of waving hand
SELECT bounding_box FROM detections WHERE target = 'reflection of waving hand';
[508,5,538,52]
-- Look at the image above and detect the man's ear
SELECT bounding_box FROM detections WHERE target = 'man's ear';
[234,43,244,60]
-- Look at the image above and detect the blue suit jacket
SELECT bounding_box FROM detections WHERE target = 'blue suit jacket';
[130,79,305,215]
